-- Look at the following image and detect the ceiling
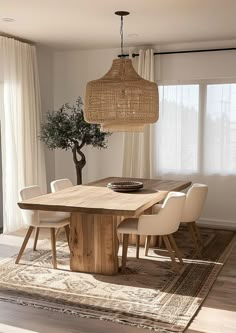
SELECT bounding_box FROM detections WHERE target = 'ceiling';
[0,0,236,50]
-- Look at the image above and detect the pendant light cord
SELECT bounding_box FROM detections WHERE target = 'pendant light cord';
[115,11,129,57]
[120,15,124,56]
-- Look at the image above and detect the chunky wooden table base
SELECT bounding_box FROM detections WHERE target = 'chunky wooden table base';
[70,212,119,275]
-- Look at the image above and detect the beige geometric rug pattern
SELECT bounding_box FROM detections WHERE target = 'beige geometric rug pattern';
[0,227,235,332]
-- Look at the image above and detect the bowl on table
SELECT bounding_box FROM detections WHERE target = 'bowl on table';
[107,181,143,192]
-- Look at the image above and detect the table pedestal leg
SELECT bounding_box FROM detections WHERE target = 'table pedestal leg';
[69,212,119,275]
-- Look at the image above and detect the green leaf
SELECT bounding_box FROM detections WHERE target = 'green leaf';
[39,97,111,152]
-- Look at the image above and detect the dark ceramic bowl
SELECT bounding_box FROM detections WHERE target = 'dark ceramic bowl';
[107,181,143,192]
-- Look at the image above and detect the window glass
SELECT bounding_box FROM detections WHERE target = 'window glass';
[204,84,236,174]
[154,85,199,174]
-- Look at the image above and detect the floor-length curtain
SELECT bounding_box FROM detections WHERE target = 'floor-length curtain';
[122,49,155,178]
[0,37,47,232]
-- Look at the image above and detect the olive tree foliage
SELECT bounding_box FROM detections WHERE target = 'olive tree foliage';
[40,97,110,184]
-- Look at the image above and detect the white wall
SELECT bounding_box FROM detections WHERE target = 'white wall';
[51,40,236,226]
[156,40,236,82]
[53,48,124,184]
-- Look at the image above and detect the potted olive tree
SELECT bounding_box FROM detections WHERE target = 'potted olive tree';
[40,97,110,185]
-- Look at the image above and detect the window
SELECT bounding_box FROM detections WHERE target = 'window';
[154,82,236,175]
[204,84,236,174]
[154,85,199,173]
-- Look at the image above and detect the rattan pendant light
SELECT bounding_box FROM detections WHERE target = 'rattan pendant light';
[84,11,159,132]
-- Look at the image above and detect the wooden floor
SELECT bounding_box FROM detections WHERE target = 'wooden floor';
[0,228,236,333]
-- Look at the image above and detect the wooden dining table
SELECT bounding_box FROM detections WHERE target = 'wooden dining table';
[18,177,191,275]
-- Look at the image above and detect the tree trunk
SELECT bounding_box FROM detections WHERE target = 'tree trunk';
[72,143,86,185]
[76,163,83,185]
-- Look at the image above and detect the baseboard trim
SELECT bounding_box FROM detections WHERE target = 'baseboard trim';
[198,218,236,230]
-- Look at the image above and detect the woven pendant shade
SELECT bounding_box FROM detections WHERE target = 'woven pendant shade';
[101,122,145,132]
[84,58,159,132]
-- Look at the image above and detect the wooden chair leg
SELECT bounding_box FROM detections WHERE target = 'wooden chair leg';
[145,235,151,256]
[188,222,202,257]
[64,225,70,245]
[50,228,57,269]
[55,227,62,240]
[33,227,40,251]
[121,234,129,273]
[163,235,179,272]
[168,234,183,265]
[193,221,203,246]
[15,226,34,264]
[136,235,140,259]
[158,236,163,248]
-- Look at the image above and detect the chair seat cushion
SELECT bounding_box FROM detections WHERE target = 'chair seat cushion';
[117,218,139,234]
[39,211,70,222]
[39,220,70,228]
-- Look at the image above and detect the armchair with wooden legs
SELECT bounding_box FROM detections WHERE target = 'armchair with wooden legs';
[16,185,70,269]
[50,178,73,192]
[155,184,208,256]
[117,192,186,273]
[50,179,73,239]
[180,183,208,256]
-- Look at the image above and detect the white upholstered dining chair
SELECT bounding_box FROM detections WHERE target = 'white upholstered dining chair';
[180,183,208,255]
[50,178,73,192]
[117,192,186,272]
[16,185,70,268]
[50,178,73,239]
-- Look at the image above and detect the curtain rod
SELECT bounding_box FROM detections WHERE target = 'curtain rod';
[0,32,34,45]
[118,47,236,58]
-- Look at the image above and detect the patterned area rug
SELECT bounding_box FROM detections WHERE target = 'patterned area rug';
[0,227,235,332]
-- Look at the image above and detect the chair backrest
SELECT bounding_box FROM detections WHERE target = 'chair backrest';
[19,185,42,226]
[19,185,42,200]
[181,183,208,222]
[138,191,186,236]
[50,178,73,192]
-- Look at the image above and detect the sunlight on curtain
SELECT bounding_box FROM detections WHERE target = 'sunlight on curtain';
[204,84,236,174]
[153,85,199,175]
[0,37,47,232]
[122,49,155,178]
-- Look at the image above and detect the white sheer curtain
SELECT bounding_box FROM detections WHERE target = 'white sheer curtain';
[122,49,155,177]
[153,85,199,175]
[153,83,236,176]
[204,84,236,174]
[0,37,47,232]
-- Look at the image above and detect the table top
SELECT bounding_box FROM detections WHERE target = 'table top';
[18,177,191,216]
